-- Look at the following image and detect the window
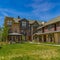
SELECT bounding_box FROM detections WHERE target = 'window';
[33,23,38,28]
[57,22,60,27]
[37,29,42,33]
[22,21,26,27]
[7,20,12,26]
[8,29,12,33]
[48,25,54,30]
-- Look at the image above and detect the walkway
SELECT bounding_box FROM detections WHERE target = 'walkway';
[29,42,60,47]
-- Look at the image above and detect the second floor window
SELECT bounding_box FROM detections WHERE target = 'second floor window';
[7,20,12,26]
[48,25,54,30]
[57,22,60,27]
[22,21,26,27]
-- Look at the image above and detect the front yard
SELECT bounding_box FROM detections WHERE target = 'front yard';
[0,43,60,60]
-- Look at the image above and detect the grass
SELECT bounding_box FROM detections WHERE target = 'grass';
[0,43,60,60]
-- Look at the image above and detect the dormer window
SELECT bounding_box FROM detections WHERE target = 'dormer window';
[7,20,12,26]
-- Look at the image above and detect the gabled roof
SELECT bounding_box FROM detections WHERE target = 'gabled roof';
[13,18,20,23]
[9,33,22,35]
[37,16,60,29]
[37,21,43,25]
[28,20,35,24]
[44,16,60,26]
[5,16,42,24]
[5,16,21,23]
[28,20,42,25]
[5,16,13,19]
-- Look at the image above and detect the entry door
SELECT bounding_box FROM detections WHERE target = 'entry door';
[28,36,31,41]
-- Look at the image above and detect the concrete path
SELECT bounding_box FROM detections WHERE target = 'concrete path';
[29,42,60,47]
[40,43,60,47]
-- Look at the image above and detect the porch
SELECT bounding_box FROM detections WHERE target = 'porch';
[33,31,60,43]
[8,33,22,43]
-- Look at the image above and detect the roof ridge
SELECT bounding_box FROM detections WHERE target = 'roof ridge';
[48,16,60,22]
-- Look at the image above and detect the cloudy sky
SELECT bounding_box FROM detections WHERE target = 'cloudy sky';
[0,0,60,26]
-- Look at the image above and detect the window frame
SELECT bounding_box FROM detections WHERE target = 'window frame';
[7,20,12,26]
[22,21,26,28]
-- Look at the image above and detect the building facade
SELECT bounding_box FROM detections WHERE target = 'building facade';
[4,16,42,43]
[33,16,60,43]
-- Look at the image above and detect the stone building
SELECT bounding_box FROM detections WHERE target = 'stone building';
[4,16,42,43]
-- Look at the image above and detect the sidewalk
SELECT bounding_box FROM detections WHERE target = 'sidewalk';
[29,42,60,47]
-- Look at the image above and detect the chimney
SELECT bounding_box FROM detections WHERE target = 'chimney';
[42,22,45,25]
[18,16,20,19]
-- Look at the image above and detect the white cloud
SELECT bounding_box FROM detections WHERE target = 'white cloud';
[27,0,60,13]
[0,8,24,17]
[0,8,9,16]
[26,0,60,20]
[1,12,8,16]
[0,8,34,19]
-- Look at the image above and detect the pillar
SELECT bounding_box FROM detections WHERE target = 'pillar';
[46,34,49,42]
[37,35,39,42]
[42,35,44,42]
[20,35,22,41]
[52,33,55,43]
[31,26,33,41]
[11,36,13,42]
[54,33,59,43]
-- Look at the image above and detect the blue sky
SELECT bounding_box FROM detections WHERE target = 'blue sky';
[0,0,60,26]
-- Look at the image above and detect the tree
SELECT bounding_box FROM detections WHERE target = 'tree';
[2,26,9,42]
[0,26,3,42]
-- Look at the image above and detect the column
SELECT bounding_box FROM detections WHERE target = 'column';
[37,35,39,42]
[42,35,44,42]
[11,36,13,42]
[10,36,12,43]
[31,26,33,41]
[54,33,59,43]
[20,35,22,42]
[46,34,49,42]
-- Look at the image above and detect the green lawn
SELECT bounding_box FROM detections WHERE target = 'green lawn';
[0,43,60,60]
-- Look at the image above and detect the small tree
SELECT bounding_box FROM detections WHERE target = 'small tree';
[0,26,2,42]
[2,26,9,42]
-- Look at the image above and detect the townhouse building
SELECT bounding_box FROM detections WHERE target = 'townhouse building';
[4,16,42,43]
[33,16,60,43]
